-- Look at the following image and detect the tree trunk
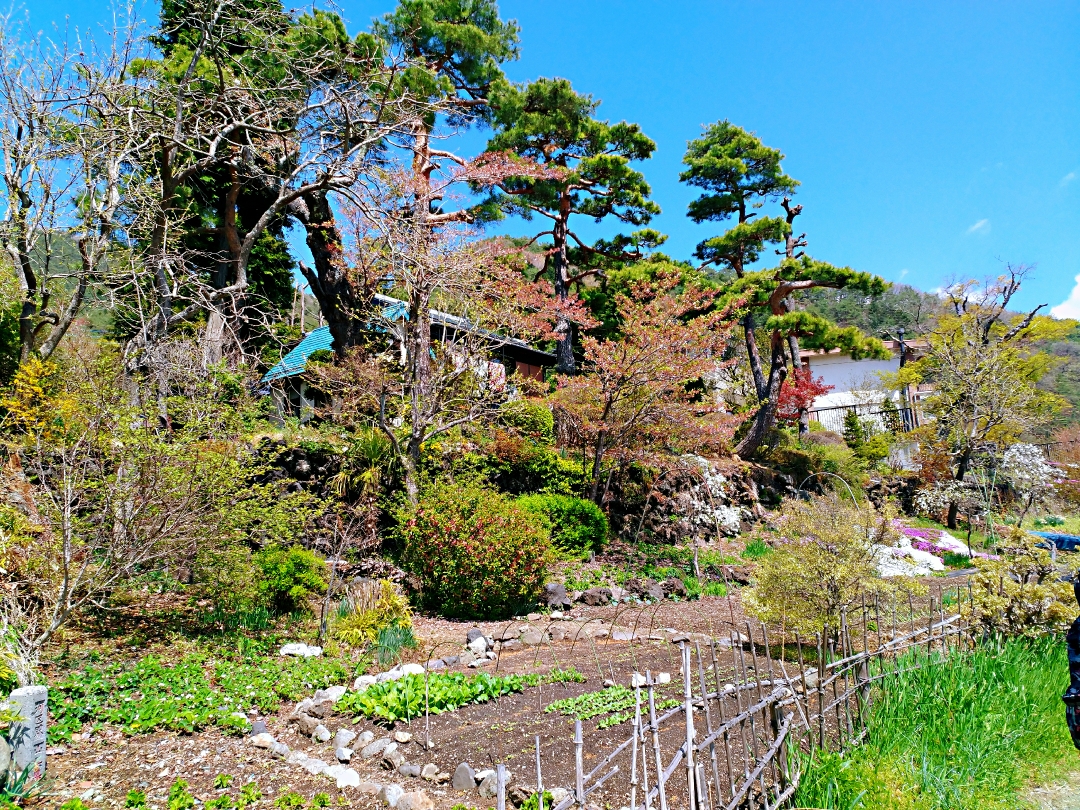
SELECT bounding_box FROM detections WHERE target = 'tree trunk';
[742,313,767,400]
[946,447,973,530]
[296,190,373,353]
[551,196,575,373]
[787,333,810,435]
[735,333,788,458]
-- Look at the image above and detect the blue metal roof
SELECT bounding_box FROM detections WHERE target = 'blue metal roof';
[262,326,335,383]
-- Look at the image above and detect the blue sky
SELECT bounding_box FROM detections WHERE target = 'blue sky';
[30,1,1080,316]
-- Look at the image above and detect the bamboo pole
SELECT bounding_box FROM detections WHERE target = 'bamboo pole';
[574,721,585,808]
[647,672,668,810]
[535,736,544,810]
[682,644,697,810]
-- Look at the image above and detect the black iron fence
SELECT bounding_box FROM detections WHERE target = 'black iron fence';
[807,401,922,435]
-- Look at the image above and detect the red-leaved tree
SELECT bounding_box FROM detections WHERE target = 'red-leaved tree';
[775,368,833,425]
[551,270,743,504]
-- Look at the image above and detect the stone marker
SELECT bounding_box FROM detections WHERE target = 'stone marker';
[9,685,46,779]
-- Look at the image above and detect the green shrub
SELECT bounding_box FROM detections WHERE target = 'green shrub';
[517,494,608,557]
[331,580,413,648]
[253,544,326,614]
[499,399,555,445]
[740,538,771,560]
[398,481,552,619]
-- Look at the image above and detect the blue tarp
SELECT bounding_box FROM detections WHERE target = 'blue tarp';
[1031,531,1080,553]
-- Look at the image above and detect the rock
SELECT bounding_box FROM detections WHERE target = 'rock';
[335,747,353,763]
[475,769,495,782]
[720,565,753,586]
[314,685,348,704]
[466,628,485,644]
[459,650,477,666]
[376,668,405,684]
[591,626,609,640]
[630,672,647,687]
[270,742,290,758]
[501,638,524,651]
[280,643,322,658]
[626,578,665,601]
[250,732,276,749]
[398,763,422,778]
[397,790,435,810]
[602,679,615,688]
[356,730,376,746]
[467,657,492,668]
[526,612,541,622]
[478,775,498,799]
[549,610,564,619]
[307,699,334,718]
[313,724,332,743]
[580,587,612,606]
[509,786,532,807]
[292,713,321,736]
[394,731,413,744]
[379,783,405,807]
[520,629,546,646]
[290,697,315,717]
[549,788,570,805]
[335,768,361,789]
[661,577,689,599]
[362,737,394,759]
[335,729,358,749]
[467,636,488,655]
[610,585,627,602]
[544,582,571,610]
[299,757,331,776]
[421,764,439,781]
[383,746,406,770]
[426,659,446,671]
[437,772,450,782]
[656,672,671,685]
[358,781,384,795]
[353,675,377,692]
[452,762,476,790]
[612,628,635,642]
[442,655,460,667]
[249,720,269,736]
[401,663,426,676]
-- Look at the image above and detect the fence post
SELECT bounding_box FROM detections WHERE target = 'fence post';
[535,736,544,810]
[496,764,507,810]
[682,643,697,810]
[771,702,790,795]
[574,720,585,808]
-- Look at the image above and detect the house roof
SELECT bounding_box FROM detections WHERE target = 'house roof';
[262,325,334,383]
[798,338,929,362]
[260,294,555,383]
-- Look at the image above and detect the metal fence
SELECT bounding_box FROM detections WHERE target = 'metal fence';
[807,402,922,435]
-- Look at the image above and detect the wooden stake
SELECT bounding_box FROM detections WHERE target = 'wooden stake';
[574,720,585,807]
[535,736,544,810]
[497,764,507,810]
[682,644,697,810]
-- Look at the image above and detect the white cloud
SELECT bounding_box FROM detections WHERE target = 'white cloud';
[966,219,990,235]
[1062,171,1077,187]
[898,268,909,279]
[1051,274,1080,319]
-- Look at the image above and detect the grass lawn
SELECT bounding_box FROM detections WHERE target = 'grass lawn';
[793,637,1075,809]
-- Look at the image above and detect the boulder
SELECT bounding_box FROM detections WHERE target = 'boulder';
[426,659,446,671]
[508,785,533,807]
[353,675,377,692]
[270,742,290,759]
[466,628,485,644]
[335,729,358,749]
[335,747,353,763]
[356,730,376,746]
[452,762,476,790]
[383,746,406,770]
[478,775,498,799]
[376,668,406,684]
[314,685,348,704]
[421,764,439,781]
[279,643,322,658]
[357,781,384,795]
[362,737,394,759]
[626,578,665,601]
[292,714,321,736]
[544,583,571,610]
[335,768,361,789]
[520,629,546,647]
[719,565,753,586]
[379,783,405,808]
[401,663,426,676]
[307,699,334,719]
[442,655,460,667]
[549,788,570,805]
[299,757,331,776]
[580,587,612,606]
[249,720,269,736]
[250,733,276,749]
[313,725,332,743]
[467,636,488,655]
[397,791,435,810]
[547,626,567,643]
[661,578,688,599]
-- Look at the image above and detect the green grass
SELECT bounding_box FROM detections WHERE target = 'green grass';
[794,636,1073,809]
